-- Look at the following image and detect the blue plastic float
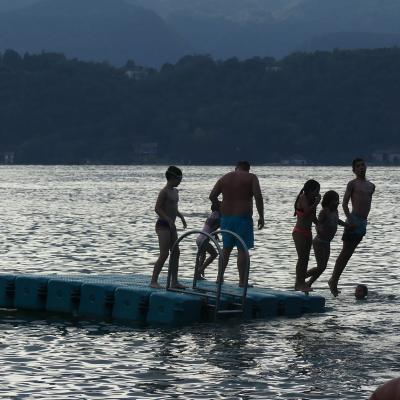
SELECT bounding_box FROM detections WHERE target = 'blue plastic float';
[0,272,325,326]
[0,228,326,325]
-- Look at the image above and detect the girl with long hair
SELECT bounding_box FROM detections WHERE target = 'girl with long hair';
[293,179,321,292]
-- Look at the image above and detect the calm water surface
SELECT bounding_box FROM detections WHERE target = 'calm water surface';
[0,165,399,399]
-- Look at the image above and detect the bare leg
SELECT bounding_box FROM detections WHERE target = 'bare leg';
[292,231,313,292]
[217,247,232,284]
[170,247,186,289]
[150,229,170,288]
[168,227,186,289]
[238,249,250,287]
[198,244,218,277]
[329,239,361,296]
[307,239,330,287]
[195,250,206,279]
[198,250,206,268]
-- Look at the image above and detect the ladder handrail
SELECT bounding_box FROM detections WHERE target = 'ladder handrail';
[211,229,250,316]
[166,229,223,291]
[167,229,250,319]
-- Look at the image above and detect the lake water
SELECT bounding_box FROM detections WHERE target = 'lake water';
[0,165,399,399]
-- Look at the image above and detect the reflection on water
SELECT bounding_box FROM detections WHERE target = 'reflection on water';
[0,165,399,399]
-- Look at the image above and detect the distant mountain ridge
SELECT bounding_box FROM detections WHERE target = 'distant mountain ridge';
[0,0,192,67]
[131,0,300,22]
[0,0,38,12]
[134,0,400,58]
[306,31,400,53]
[1,0,400,65]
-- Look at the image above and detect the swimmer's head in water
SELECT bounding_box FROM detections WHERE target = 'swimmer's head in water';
[355,284,368,300]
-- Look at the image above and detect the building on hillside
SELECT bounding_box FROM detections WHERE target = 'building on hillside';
[133,142,159,163]
[280,155,307,165]
[371,149,400,164]
[265,66,282,72]
[0,151,15,164]
[125,67,150,80]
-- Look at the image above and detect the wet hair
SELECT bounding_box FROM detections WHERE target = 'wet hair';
[352,158,364,170]
[355,284,368,299]
[165,165,182,181]
[321,190,339,208]
[294,179,320,216]
[236,160,250,171]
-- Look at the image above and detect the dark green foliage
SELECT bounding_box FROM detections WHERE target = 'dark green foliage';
[1,48,400,164]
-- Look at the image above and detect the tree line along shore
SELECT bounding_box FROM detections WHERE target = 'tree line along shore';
[1,47,400,165]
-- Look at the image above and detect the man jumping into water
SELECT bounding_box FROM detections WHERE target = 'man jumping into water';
[209,161,264,287]
[329,158,375,296]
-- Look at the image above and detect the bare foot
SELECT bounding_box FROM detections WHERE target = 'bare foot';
[149,282,161,289]
[171,282,187,290]
[328,279,341,297]
[195,271,206,280]
[295,283,313,293]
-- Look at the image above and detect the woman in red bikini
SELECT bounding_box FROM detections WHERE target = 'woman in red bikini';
[292,179,321,292]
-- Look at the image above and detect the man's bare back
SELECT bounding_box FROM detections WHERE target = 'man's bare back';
[212,170,263,217]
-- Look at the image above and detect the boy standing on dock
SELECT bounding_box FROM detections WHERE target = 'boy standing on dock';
[150,166,187,289]
[328,158,375,296]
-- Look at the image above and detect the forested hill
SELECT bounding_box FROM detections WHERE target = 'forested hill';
[1,48,400,165]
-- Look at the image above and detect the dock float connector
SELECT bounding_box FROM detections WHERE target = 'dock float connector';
[0,273,325,326]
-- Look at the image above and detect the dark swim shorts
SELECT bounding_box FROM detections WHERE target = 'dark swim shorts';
[220,215,254,250]
[342,213,367,242]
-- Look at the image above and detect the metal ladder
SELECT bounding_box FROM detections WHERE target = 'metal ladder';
[166,229,250,320]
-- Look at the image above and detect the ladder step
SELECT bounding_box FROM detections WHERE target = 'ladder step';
[217,309,243,315]
[168,288,218,298]
[194,287,243,298]
[168,288,242,299]
[207,301,242,308]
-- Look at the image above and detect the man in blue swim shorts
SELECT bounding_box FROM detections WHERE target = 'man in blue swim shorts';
[209,161,264,287]
[329,158,375,297]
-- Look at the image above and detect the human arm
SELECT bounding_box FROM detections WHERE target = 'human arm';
[177,211,187,229]
[252,175,264,229]
[342,181,353,220]
[209,179,222,207]
[316,209,328,226]
[338,216,355,229]
[338,219,350,228]
[312,207,319,225]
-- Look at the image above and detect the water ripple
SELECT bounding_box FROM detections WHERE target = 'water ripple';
[0,165,399,398]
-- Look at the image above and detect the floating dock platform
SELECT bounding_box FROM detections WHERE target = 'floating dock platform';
[0,273,325,325]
